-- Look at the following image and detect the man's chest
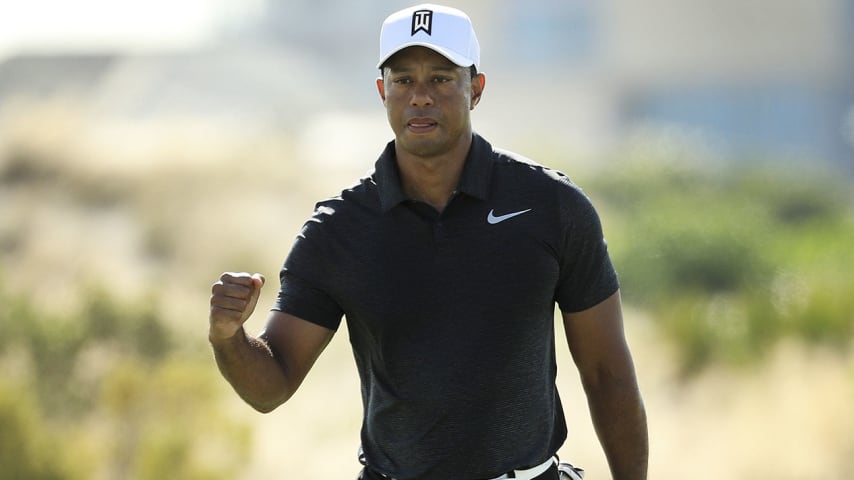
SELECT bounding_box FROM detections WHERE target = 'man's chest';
[325,198,562,332]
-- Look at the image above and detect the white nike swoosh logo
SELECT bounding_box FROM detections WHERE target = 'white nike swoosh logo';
[487,208,532,224]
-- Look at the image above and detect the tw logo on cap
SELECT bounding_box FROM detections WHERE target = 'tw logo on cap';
[411,9,433,36]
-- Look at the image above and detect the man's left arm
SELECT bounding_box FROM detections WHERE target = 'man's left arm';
[562,290,648,480]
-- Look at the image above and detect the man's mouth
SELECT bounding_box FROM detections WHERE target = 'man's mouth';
[407,118,438,133]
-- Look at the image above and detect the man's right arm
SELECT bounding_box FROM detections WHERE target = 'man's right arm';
[209,272,334,413]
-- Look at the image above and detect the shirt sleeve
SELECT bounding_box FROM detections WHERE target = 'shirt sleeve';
[553,183,620,313]
[271,205,345,330]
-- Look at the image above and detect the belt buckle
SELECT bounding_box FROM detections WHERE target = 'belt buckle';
[492,457,555,480]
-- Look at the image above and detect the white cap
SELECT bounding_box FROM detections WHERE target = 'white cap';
[377,4,480,70]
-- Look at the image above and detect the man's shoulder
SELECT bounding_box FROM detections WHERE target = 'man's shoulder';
[486,145,602,225]
[309,173,381,220]
[490,146,541,169]
[490,147,582,193]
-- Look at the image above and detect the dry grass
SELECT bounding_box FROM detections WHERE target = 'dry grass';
[1,99,852,479]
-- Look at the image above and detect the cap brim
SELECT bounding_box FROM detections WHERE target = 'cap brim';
[377,42,475,69]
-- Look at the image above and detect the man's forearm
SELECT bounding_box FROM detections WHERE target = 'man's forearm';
[210,327,290,413]
[585,377,648,480]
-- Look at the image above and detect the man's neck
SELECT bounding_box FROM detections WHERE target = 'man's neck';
[395,134,472,212]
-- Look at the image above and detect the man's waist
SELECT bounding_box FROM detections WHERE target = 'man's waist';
[364,456,557,480]
[487,457,557,480]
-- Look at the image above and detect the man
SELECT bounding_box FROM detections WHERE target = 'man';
[209,4,647,480]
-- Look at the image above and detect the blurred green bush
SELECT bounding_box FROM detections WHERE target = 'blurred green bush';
[0,285,251,479]
[589,158,854,376]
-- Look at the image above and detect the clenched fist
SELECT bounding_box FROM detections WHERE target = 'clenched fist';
[209,272,266,341]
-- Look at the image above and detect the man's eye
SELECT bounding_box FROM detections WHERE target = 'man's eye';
[433,76,451,83]
[393,78,412,85]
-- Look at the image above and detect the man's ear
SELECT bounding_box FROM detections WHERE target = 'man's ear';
[470,73,486,109]
[376,77,386,102]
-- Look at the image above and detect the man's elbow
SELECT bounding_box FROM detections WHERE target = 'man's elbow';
[252,403,279,414]
[580,361,640,396]
[240,390,292,414]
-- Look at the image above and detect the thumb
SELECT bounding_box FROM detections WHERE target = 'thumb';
[241,273,265,324]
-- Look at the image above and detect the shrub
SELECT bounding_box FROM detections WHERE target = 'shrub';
[589,158,854,375]
[0,284,251,478]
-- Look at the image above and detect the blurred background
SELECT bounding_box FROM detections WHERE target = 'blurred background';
[1,0,852,479]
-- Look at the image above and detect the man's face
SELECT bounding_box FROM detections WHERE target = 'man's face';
[377,47,484,159]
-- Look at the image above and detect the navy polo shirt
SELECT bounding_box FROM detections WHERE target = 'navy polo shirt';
[273,133,619,480]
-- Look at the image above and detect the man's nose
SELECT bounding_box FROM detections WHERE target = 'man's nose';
[410,82,434,107]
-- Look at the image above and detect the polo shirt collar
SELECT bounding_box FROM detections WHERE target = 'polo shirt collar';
[375,133,494,212]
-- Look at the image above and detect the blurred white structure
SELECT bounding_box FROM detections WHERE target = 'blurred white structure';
[0,0,851,169]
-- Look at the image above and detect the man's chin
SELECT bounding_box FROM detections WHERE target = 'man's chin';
[398,134,449,158]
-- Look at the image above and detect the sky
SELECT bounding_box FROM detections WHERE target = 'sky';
[0,0,261,60]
